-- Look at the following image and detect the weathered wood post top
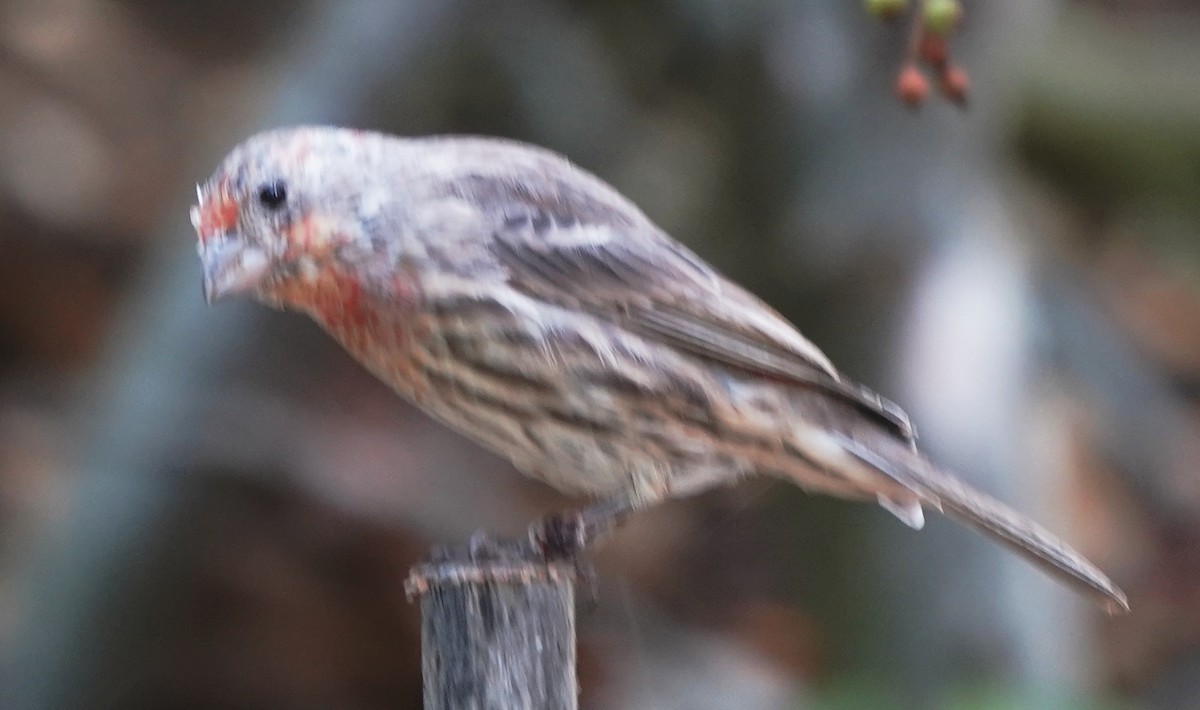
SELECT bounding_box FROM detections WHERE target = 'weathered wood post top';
[406,541,578,710]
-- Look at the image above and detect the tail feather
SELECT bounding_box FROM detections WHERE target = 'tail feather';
[876,492,926,530]
[836,435,1129,615]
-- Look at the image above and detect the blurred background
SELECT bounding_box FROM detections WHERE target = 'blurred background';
[0,0,1196,707]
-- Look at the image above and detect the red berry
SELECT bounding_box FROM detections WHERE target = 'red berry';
[895,65,928,107]
[939,65,969,106]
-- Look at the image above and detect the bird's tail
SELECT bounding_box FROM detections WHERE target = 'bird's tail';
[830,433,1129,614]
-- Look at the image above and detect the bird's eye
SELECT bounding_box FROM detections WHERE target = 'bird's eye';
[257,180,288,209]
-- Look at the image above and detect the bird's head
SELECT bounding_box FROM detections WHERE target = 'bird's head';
[192,126,388,308]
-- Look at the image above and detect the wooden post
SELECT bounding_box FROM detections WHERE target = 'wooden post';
[406,540,578,710]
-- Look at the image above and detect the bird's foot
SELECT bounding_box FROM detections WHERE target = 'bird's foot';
[467,529,506,559]
[527,511,598,605]
[526,500,636,604]
[528,499,635,560]
[529,510,589,560]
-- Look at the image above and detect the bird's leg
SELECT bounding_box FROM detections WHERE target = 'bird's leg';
[528,498,637,560]
[526,498,636,605]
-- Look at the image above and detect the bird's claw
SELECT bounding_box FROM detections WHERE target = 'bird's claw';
[528,511,589,560]
[526,511,603,604]
[467,529,505,560]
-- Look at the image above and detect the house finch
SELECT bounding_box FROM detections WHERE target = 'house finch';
[193,126,1128,613]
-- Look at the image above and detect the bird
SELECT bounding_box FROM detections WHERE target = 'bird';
[192,125,1128,613]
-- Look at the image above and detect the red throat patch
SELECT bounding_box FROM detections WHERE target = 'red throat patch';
[191,180,239,243]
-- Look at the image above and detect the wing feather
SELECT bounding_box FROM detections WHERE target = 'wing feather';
[450,169,915,439]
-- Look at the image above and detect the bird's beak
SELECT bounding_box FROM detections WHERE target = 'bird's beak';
[192,185,270,304]
[198,234,270,304]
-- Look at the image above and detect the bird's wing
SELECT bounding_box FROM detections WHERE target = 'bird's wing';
[446,169,914,439]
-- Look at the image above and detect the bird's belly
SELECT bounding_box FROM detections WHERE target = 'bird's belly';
[332,306,768,502]
[510,417,644,497]
[414,377,684,501]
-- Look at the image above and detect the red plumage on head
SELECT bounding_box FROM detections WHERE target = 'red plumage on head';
[190,180,238,244]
